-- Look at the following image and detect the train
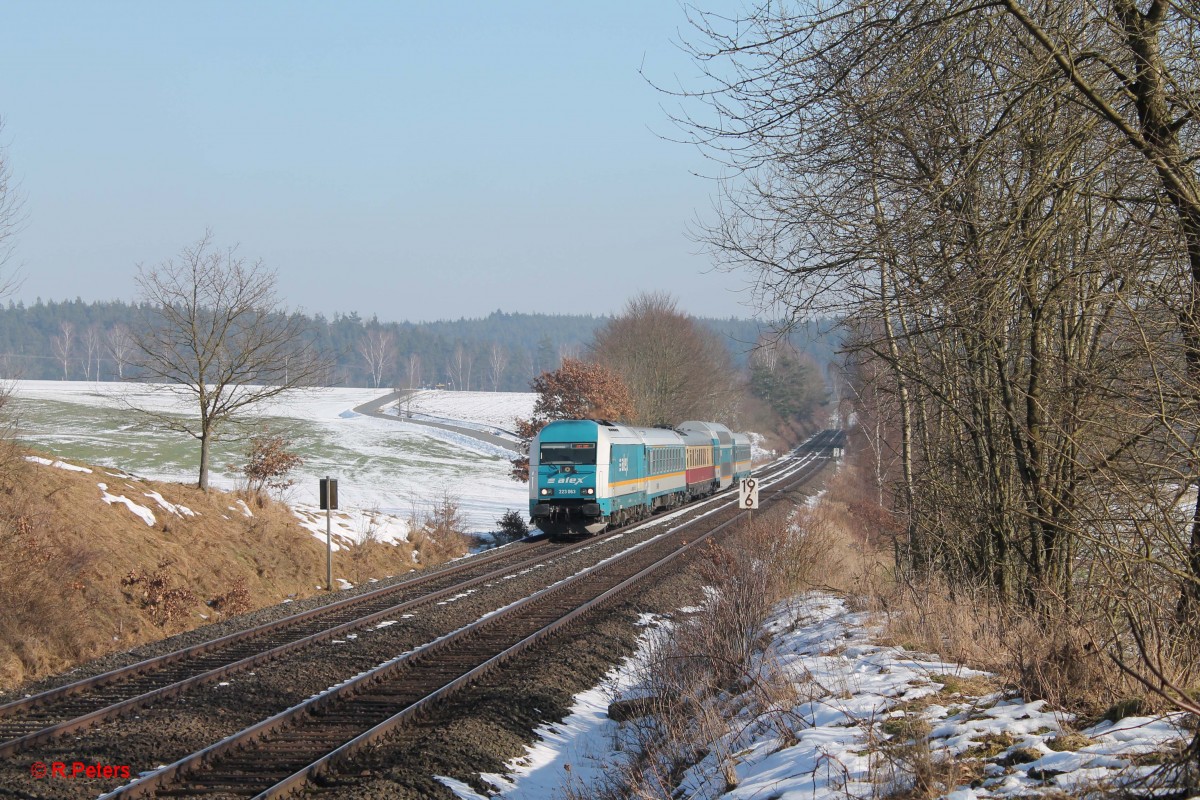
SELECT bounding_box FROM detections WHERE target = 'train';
[528,419,752,537]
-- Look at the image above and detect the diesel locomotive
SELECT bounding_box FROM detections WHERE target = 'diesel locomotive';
[528,419,752,537]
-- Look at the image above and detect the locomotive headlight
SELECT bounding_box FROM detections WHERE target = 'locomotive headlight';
[583,487,595,495]
[540,488,553,496]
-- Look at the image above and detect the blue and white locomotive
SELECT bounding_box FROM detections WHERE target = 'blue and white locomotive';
[528,419,752,537]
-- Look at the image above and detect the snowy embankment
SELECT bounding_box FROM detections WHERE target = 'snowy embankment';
[10,382,535,563]
[455,594,1192,800]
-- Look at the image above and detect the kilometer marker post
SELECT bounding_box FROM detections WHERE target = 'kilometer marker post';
[739,477,759,526]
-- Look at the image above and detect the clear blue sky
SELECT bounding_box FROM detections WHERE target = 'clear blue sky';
[0,1,755,323]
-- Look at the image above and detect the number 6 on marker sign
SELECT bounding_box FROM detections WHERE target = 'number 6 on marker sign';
[739,478,759,510]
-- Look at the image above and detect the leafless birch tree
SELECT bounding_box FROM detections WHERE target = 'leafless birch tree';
[449,343,473,391]
[51,321,73,380]
[488,342,507,391]
[82,325,102,381]
[356,326,396,388]
[107,323,133,379]
[406,352,421,389]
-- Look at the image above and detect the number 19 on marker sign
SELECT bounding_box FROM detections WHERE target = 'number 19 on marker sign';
[739,478,759,510]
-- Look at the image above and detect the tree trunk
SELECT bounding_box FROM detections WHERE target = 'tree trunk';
[199,431,211,492]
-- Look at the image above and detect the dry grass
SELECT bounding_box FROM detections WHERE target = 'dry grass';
[407,493,472,565]
[0,447,451,693]
[563,443,1198,798]
[874,735,986,800]
[806,452,1158,720]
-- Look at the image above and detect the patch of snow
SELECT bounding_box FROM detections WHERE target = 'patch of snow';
[26,455,92,473]
[494,593,1193,800]
[98,482,156,526]
[144,491,196,517]
[435,775,490,800]
[749,431,775,463]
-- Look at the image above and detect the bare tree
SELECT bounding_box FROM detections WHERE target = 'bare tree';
[488,342,507,391]
[406,352,421,389]
[131,231,331,491]
[0,118,23,297]
[51,321,73,380]
[591,292,741,426]
[107,323,133,379]
[356,326,396,388]
[0,121,23,439]
[670,1,1200,757]
[449,342,473,391]
[82,324,102,381]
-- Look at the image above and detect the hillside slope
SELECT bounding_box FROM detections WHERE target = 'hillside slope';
[0,445,417,692]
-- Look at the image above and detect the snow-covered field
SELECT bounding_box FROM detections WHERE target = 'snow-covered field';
[395,389,534,435]
[8,381,535,549]
[466,594,1193,800]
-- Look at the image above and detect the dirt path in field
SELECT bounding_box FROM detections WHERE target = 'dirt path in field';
[353,391,522,453]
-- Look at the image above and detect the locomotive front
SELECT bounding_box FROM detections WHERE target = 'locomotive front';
[528,420,610,536]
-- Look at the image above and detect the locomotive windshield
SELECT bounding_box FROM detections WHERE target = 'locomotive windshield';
[539,442,596,466]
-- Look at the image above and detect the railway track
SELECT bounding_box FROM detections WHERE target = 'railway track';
[93,434,839,799]
[0,435,832,763]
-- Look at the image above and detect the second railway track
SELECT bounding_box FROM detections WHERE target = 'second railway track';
[0,431,841,799]
[95,434,839,799]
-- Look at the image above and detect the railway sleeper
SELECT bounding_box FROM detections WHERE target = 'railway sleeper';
[89,452,833,800]
[157,789,246,797]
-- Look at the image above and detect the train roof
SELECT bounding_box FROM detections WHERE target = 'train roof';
[536,419,604,442]
[536,419,745,449]
[677,420,734,445]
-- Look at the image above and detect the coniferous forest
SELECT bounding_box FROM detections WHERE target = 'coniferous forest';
[0,298,838,392]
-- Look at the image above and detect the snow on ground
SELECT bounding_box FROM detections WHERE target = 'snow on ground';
[144,490,195,517]
[9,382,531,558]
[476,593,1193,800]
[25,454,92,473]
[749,431,776,463]
[391,389,535,435]
[97,482,157,527]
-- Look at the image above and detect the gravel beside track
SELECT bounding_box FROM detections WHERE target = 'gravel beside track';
[313,565,703,800]
[0,440,835,800]
[308,469,830,800]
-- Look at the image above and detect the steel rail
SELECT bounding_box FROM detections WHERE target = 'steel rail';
[254,452,835,799]
[0,446,811,760]
[95,439,837,800]
[0,535,547,720]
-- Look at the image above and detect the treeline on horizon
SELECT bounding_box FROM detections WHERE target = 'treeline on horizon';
[0,298,840,391]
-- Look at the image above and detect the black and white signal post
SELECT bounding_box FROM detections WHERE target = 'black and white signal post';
[320,477,339,591]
